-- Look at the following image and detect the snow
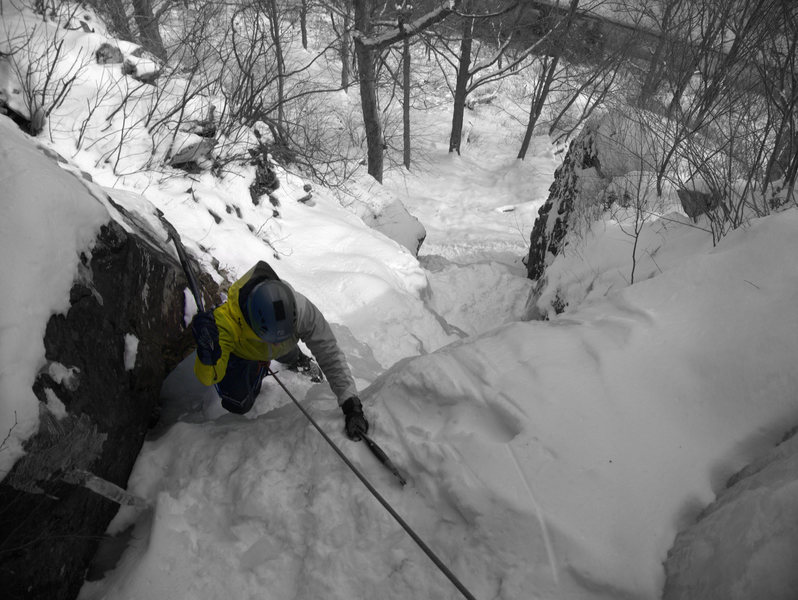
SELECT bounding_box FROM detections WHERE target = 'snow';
[124,334,139,371]
[0,116,108,469]
[1,4,797,600]
[664,431,798,599]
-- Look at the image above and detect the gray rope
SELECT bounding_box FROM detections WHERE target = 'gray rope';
[268,368,479,600]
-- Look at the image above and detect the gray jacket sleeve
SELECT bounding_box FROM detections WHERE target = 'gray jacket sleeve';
[291,287,358,405]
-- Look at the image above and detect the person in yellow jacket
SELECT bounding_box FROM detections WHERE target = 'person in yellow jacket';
[191,261,368,439]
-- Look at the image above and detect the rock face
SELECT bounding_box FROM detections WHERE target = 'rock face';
[0,211,196,599]
[526,125,606,281]
[525,111,664,284]
[662,430,798,600]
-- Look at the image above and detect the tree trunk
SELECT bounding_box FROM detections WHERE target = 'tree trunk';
[518,0,579,159]
[403,36,411,169]
[352,0,459,181]
[85,0,133,41]
[266,0,286,128]
[449,13,473,154]
[518,54,559,159]
[637,0,683,108]
[341,8,351,90]
[354,0,384,182]
[300,0,308,49]
[131,0,166,60]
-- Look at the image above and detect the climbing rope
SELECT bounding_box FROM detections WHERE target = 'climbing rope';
[158,209,480,600]
[268,368,480,600]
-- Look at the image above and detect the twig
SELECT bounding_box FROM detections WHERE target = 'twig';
[0,412,19,453]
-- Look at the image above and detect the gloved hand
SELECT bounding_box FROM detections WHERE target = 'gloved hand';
[342,397,369,440]
[191,311,221,365]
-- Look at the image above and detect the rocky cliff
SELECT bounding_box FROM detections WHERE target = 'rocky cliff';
[0,142,209,600]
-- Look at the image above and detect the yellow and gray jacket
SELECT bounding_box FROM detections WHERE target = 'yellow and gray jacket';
[194,262,358,405]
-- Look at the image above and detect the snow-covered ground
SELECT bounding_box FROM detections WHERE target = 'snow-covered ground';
[2,3,798,599]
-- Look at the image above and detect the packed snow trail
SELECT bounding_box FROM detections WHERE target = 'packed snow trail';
[381,103,556,336]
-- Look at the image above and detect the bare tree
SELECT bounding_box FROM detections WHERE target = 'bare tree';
[82,0,134,41]
[758,0,798,203]
[635,0,690,109]
[300,0,309,48]
[0,3,91,135]
[604,143,663,285]
[436,0,535,154]
[517,0,581,159]
[262,0,287,128]
[352,0,460,182]
[131,0,166,59]
[325,0,354,90]
[401,7,412,169]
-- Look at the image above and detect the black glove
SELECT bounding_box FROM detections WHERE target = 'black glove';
[342,397,369,440]
[192,311,221,365]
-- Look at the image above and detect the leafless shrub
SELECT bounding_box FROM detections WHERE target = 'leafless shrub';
[0,2,92,135]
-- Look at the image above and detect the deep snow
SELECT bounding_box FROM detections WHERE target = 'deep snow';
[1,3,797,599]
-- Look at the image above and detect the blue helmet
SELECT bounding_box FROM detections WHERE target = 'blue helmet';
[246,280,296,343]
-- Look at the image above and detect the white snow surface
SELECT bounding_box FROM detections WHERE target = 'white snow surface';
[0,117,108,464]
[0,4,796,600]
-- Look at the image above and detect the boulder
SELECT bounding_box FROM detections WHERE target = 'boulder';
[526,111,666,282]
[124,46,163,84]
[122,57,161,85]
[169,132,217,171]
[362,198,427,256]
[676,189,721,222]
[95,42,123,64]
[348,176,427,256]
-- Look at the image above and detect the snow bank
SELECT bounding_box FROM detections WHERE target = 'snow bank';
[367,208,798,598]
[0,116,108,477]
[663,431,798,600]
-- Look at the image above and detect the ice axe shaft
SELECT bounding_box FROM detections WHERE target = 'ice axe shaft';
[156,209,205,312]
[360,432,407,486]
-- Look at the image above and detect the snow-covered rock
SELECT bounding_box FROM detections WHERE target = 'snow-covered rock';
[344,175,427,256]
[525,122,602,282]
[663,430,798,600]
[362,197,427,256]
[0,119,195,600]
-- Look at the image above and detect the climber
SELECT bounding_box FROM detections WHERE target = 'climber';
[190,261,368,440]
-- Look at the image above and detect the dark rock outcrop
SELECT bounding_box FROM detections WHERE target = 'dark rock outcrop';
[95,42,124,64]
[676,189,721,222]
[526,123,607,281]
[0,206,199,599]
[525,111,663,285]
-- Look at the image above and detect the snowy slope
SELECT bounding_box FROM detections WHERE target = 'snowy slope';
[77,204,798,600]
[1,3,797,600]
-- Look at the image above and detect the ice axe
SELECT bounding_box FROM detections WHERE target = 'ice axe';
[156,209,206,312]
[157,211,222,361]
[359,431,407,486]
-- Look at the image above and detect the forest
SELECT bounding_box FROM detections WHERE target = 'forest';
[3,0,795,245]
